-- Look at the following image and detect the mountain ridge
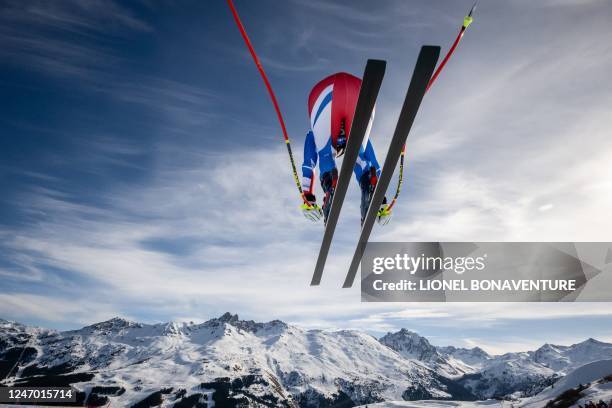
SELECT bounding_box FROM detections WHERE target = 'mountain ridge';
[2,314,612,407]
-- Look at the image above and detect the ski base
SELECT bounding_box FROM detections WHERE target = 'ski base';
[310,59,386,286]
[342,46,441,289]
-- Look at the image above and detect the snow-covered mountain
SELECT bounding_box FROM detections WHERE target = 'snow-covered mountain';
[455,353,559,401]
[378,330,612,400]
[531,339,612,373]
[356,400,503,407]
[0,314,473,407]
[355,361,612,408]
[450,339,612,400]
[2,315,612,407]
[438,346,493,371]
[380,329,476,378]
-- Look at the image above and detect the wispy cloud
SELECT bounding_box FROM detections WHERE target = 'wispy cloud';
[0,293,127,325]
[2,0,151,33]
[0,0,150,79]
[0,0,224,133]
[3,140,612,336]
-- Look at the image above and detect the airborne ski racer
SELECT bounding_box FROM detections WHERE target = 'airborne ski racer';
[300,72,391,226]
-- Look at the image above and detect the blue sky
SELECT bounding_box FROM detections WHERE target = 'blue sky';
[1,0,612,354]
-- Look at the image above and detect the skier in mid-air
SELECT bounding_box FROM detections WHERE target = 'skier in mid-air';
[300,72,392,226]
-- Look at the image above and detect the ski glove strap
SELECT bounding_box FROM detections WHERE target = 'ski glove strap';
[301,195,322,222]
[377,205,392,226]
[463,15,473,28]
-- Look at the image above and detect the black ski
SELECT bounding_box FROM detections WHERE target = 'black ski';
[342,46,440,288]
[310,59,386,286]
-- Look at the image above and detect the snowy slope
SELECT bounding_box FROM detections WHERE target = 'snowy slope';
[438,346,494,371]
[357,400,505,407]
[522,359,612,407]
[457,354,559,401]
[576,379,612,407]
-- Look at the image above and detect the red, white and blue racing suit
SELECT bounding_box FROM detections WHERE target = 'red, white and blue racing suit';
[302,72,382,222]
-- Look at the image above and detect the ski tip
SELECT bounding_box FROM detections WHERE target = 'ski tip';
[422,45,442,52]
[365,59,387,73]
[469,1,478,17]
[420,45,442,62]
[366,59,386,65]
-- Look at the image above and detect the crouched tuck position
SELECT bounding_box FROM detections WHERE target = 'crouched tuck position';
[301,72,391,226]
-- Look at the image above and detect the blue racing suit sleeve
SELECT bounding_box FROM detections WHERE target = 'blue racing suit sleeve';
[363,139,381,177]
[302,131,318,194]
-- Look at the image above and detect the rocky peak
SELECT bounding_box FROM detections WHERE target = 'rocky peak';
[440,345,491,359]
[581,337,604,345]
[84,317,141,332]
[470,347,492,358]
[217,312,240,324]
[533,343,559,358]
[379,329,439,362]
[203,313,288,334]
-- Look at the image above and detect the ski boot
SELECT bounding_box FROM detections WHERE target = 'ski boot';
[360,167,391,225]
[320,168,338,224]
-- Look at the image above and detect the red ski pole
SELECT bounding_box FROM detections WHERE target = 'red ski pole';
[227,0,307,204]
[386,2,477,212]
